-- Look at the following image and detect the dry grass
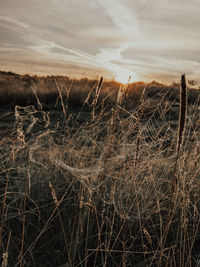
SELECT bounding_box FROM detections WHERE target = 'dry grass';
[0,73,200,266]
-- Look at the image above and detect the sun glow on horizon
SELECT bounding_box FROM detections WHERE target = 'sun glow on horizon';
[114,70,141,84]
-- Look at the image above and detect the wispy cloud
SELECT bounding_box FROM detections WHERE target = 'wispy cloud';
[0,15,30,29]
[28,38,134,81]
[93,0,141,81]
[0,0,200,83]
[97,0,140,35]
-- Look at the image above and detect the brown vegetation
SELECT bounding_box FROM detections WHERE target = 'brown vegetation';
[0,71,200,266]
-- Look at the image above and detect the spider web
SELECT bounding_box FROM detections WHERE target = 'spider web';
[12,84,200,221]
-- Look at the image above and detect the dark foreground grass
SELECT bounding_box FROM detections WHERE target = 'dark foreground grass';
[0,74,200,266]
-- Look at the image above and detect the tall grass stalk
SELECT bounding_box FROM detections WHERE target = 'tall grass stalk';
[54,78,66,117]
[49,181,67,246]
[18,182,28,267]
[1,231,11,267]
[173,74,187,190]
[2,72,200,266]
[92,76,103,120]
[159,74,188,265]
[0,173,10,251]
[133,85,146,169]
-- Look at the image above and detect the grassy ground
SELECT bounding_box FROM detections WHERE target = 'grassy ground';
[0,72,200,266]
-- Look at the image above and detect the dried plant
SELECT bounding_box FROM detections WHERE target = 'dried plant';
[174,73,187,188]
[177,74,187,153]
[92,76,103,119]
[1,73,200,267]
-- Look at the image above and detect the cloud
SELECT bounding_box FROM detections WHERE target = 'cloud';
[97,0,140,35]
[0,15,30,29]
[0,0,200,83]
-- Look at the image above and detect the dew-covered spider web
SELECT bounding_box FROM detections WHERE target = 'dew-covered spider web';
[12,83,200,222]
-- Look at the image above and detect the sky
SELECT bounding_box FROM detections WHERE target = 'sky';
[0,0,200,83]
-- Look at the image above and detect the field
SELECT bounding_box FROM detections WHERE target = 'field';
[0,71,200,266]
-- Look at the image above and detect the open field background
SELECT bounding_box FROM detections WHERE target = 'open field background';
[0,71,200,266]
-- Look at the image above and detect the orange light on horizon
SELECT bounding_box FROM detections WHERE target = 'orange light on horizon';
[114,70,141,84]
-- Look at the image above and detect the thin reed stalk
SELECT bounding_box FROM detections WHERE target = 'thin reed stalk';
[173,73,187,189]
[159,74,187,266]
[133,85,146,169]
[49,181,67,246]
[116,75,131,106]
[54,78,66,117]
[1,231,11,267]
[31,85,43,110]
[0,173,10,251]
[177,74,187,152]
[19,182,28,267]
[92,76,103,119]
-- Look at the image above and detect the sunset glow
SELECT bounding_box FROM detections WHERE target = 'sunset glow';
[114,71,140,84]
[0,0,200,83]
[114,72,132,84]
